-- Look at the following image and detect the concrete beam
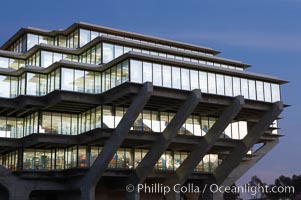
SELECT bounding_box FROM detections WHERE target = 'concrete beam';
[213,101,283,186]
[126,89,202,200]
[221,139,279,187]
[172,96,244,186]
[79,82,153,200]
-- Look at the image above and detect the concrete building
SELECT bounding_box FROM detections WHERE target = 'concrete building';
[0,22,286,200]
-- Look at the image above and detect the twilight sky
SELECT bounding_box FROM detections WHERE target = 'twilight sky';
[0,0,300,188]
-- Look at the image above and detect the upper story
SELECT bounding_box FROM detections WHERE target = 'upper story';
[0,22,287,103]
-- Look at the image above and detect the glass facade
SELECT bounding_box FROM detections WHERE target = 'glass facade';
[0,56,25,69]
[0,147,219,173]
[0,57,281,104]
[129,59,281,102]
[27,34,54,50]
[72,29,215,57]
[6,29,243,71]
[102,43,244,70]
[0,104,249,140]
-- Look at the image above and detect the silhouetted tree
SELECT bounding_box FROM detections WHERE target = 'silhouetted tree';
[245,175,301,200]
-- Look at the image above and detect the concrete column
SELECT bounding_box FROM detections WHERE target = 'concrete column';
[212,101,283,197]
[221,139,279,187]
[212,140,279,200]
[126,89,202,200]
[80,187,95,200]
[79,82,153,200]
[165,96,244,200]
[9,187,30,200]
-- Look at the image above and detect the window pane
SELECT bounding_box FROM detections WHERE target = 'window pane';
[0,76,10,97]
[26,73,39,96]
[264,82,272,102]
[199,71,208,93]
[39,112,51,134]
[130,60,142,83]
[74,70,84,92]
[96,44,102,64]
[103,43,114,63]
[79,29,91,47]
[233,77,241,96]
[256,81,264,101]
[271,84,281,102]
[114,45,123,58]
[190,70,199,90]
[216,74,225,95]
[241,78,249,98]
[181,68,190,90]
[208,73,216,94]
[53,53,62,63]
[110,66,116,88]
[10,77,18,98]
[62,114,71,135]
[116,64,122,85]
[52,113,61,134]
[143,62,152,82]
[0,57,9,68]
[122,60,129,83]
[162,65,171,88]
[172,67,181,89]
[61,68,74,91]
[41,51,53,67]
[85,71,95,93]
[27,34,39,50]
[232,122,239,139]
[153,64,162,86]
[239,121,248,139]
[225,76,233,96]
[248,80,256,100]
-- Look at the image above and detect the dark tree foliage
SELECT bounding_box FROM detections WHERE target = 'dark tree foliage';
[246,175,301,200]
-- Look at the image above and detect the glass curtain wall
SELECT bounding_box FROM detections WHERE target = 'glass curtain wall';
[0,104,250,140]
[101,42,243,70]
[129,59,281,102]
[0,146,219,173]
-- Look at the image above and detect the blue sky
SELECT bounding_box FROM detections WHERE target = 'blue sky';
[0,0,300,189]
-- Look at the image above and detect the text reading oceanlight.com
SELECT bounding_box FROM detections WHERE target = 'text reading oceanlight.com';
[126,183,295,196]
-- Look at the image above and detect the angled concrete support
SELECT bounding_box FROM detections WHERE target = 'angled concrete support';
[126,89,202,200]
[222,139,279,187]
[213,101,283,188]
[164,96,244,200]
[212,139,279,200]
[79,82,153,200]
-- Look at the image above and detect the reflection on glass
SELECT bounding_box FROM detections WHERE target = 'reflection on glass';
[233,77,241,96]
[208,73,216,94]
[216,74,225,95]
[256,81,264,101]
[130,60,142,83]
[181,68,190,90]
[61,68,73,91]
[103,43,114,63]
[153,63,162,86]
[172,67,181,89]
[264,82,272,102]
[143,62,152,82]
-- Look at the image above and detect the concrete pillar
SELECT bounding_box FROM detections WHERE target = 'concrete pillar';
[221,139,279,187]
[9,188,30,200]
[212,101,283,198]
[80,187,95,200]
[164,96,244,200]
[126,89,202,200]
[79,82,153,200]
